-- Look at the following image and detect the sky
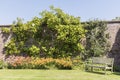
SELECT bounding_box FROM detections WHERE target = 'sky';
[0,0,120,24]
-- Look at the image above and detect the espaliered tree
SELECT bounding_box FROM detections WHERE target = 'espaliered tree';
[3,6,86,58]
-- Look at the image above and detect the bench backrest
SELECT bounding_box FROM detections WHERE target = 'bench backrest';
[92,57,114,65]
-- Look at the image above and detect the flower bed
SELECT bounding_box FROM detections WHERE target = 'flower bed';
[5,56,73,69]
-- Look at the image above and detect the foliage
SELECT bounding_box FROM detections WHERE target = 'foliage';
[55,58,72,69]
[1,27,10,34]
[55,24,86,58]
[3,6,86,58]
[84,20,110,58]
[114,65,120,72]
[28,45,40,56]
[72,56,84,70]
[5,40,20,55]
[6,56,73,69]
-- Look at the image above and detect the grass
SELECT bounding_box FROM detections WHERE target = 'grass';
[0,69,120,80]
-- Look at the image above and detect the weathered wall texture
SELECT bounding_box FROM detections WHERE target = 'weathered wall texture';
[107,22,120,67]
[0,22,120,66]
[0,26,11,60]
[0,29,6,60]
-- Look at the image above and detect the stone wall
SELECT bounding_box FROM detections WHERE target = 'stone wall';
[0,22,120,67]
[0,25,11,60]
[0,29,5,59]
[107,21,120,67]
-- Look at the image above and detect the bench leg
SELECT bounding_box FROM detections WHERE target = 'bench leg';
[105,68,106,75]
[91,67,93,72]
[85,65,87,71]
[111,68,113,73]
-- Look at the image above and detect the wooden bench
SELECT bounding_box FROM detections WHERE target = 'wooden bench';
[85,57,114,74]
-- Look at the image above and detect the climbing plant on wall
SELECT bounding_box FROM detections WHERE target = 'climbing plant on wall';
[3,6,86,58]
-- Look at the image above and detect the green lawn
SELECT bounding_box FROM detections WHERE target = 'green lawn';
[0,69,120,80]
